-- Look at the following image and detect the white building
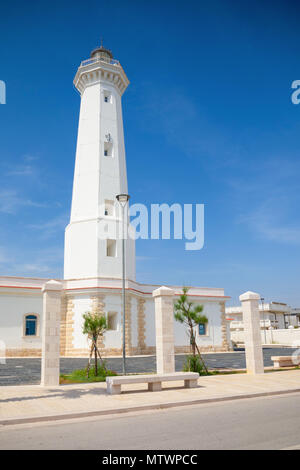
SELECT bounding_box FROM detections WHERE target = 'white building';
[226,301,298,331]
[0,44,230,357]
[290,308,300,326]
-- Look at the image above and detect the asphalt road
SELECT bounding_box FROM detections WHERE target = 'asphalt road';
[0,347,298,386]
[1,393,300,450]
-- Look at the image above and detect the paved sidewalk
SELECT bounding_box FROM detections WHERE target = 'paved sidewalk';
[0,370,299,425]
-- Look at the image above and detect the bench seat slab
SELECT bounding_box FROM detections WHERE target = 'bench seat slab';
[106,372,199,395]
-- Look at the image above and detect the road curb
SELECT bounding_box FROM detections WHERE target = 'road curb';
[1,387,300,427]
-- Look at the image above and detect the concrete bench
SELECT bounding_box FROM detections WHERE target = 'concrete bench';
[106,372,199,395]
[271,356,299,368]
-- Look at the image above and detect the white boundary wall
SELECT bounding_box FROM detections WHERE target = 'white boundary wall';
[231,328,300,346]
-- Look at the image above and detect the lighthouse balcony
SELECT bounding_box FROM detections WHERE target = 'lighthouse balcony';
[81,57,120,68]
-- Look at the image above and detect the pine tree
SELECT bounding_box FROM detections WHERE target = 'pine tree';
[174,287,208,373]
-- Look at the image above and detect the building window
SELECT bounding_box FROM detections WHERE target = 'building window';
[104,142,113,157]
[107,312,118,330]
[106,239,116,257]
[198,323,207,336]
[103,91,112,103]
[104,200,114,216]
[25,315,38,336]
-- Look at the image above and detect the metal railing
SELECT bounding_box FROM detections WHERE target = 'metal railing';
[80,57,120,68]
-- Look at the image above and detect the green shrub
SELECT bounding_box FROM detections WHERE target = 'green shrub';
[60,361,117,384]
[183,354,209,376]
[85,361,116,378]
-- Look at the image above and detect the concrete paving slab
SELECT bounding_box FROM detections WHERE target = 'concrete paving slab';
[0,370,299,426]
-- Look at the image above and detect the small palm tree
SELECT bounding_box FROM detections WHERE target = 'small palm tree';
[82,311,107,377]
[174,287,208,373]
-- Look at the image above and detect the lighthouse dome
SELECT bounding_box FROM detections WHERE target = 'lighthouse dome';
[91,43,113,61]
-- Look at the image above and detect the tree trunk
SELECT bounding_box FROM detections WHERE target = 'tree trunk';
[190,327,196,356]
[195,342,209,374]
[94,339,98,376]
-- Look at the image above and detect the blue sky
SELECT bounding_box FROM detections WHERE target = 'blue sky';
[0,0,300,306]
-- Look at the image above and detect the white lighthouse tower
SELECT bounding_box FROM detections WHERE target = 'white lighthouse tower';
[64,44,136,281]
[0,44,230,358]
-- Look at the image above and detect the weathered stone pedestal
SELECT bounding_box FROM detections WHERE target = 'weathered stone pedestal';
[41,280,63,387]
[239,291,264,375]
[152,286,175,374]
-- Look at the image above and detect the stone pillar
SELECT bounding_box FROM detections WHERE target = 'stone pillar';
[137,298,146,354]
[41,280,63,386]
[152,286,175,374]
[239,291,264,375]
[220,301,230,351]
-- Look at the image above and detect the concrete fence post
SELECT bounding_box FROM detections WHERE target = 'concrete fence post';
[41,280,63,386]
[239,291,264,375]
[152,286,175,374]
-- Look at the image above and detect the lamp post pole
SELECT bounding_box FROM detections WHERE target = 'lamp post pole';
[116,194,130,375]
[121,203,126,375]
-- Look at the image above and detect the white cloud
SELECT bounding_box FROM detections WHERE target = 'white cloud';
[138,85,240,169]
[3,154,40,178]
[0,246,63,277]
[0,189,46,214]
[238,200,300,245]
[23,155,39,162]
[5,165,35,177]
[28,213,69,238]
[136,255,157,261]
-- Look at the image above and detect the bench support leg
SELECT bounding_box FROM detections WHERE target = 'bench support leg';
[148,382,162,392]
[184,379,198,388]
[107,383,121,395]
[276,362,293,368]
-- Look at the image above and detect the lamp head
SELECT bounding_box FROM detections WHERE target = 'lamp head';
[116,194,130,206]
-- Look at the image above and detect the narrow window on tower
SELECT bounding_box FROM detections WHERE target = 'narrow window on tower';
[103,91,112,103]
[106,239,117,257]
[104,142,113,157]
[104,200,114,216]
